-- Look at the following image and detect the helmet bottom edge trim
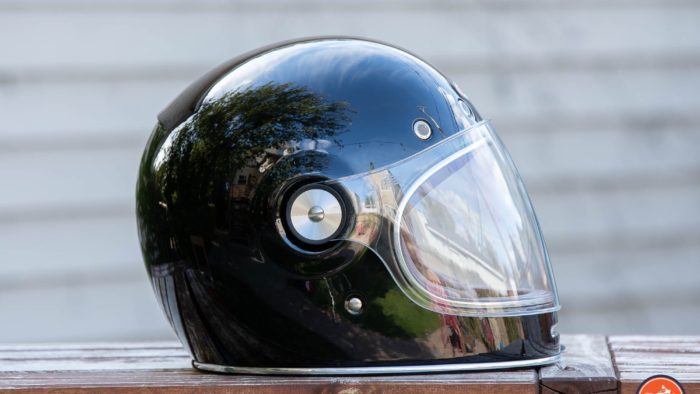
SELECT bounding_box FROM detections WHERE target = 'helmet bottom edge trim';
[192,354,560,375]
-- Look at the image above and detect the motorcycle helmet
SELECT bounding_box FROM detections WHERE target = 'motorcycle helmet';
[136,37,561,374]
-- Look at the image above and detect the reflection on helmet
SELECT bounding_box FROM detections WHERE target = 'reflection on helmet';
[137,37,560,374]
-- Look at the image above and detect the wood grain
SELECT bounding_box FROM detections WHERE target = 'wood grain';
[540,335,617,393]
[610,336,700,394]
[1,371,539,394]
[3,336,700,393]
[0,342,538,394]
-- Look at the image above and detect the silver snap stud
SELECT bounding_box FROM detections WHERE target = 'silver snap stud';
[344,296,363,315]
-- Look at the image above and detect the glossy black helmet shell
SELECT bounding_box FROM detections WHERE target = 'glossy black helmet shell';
[136,37,559,373]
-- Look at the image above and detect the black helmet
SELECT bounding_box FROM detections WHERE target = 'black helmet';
[136,37,561,374]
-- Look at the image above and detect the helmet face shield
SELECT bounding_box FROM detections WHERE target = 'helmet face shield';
[323,121,559,317]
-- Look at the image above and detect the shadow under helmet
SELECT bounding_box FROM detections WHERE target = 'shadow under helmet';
[136,37,561,374]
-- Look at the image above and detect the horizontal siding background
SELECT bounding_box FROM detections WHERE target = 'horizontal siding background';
[0,0,699,342]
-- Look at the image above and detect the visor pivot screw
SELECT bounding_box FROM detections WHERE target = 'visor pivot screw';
[413,119,432,140]
[286,184,346,245]
[344,296,363,315]
[307,206,325,222]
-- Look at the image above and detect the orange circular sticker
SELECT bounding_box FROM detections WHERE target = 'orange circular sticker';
[637,375,685,394]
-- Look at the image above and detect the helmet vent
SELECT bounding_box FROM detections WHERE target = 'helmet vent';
[413,119,432,140]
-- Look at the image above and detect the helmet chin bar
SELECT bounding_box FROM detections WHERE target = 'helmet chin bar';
[283,183,348,249]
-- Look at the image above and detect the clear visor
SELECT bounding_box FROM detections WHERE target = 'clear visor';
[322,121,559,317]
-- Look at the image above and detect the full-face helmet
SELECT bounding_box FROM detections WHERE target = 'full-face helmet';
[136,37,560,374]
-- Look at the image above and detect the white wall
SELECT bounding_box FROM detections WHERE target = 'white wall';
[1,0,699,342]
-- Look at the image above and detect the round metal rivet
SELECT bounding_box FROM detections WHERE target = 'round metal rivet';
[307,206,325,222]
[413,120,432,140]
[345,297,363,315]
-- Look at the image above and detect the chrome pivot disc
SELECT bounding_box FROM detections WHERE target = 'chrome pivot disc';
[286,184,346,245]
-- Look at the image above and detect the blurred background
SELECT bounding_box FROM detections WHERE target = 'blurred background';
[1,0,699,343]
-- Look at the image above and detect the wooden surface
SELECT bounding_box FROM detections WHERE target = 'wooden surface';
[611,336,700,394]
[1,336,699,393]
[0,0,699,343]
[540,334,617,393]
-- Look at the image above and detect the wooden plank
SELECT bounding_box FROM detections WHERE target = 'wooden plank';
[0,343,538,394]
[5,336,700,393]
[464,69,700,122]
[1,127,699,212]
[0,0,697,350]
[2,217,699,342]
[503,127,700,189]
[0,148,140,211]
[540,334,617,393]
[0,342,190,372]
[2,239,699,342]
[610,336,700,393]
[3,0,698,11]
[559,305,700,340]
[3,69,700,137]
[0,79,177,136]
[8,216,699,287]
[554,246,700,302]
[0,5,698,72]
[0,279,173,343]
[0,371,539,393]
[2,180,699,272]
[0,216,139,281]
[552,245,700,336]
[533,184,700,244]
